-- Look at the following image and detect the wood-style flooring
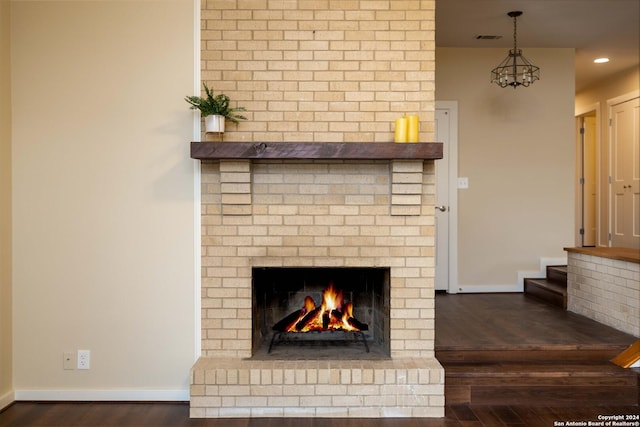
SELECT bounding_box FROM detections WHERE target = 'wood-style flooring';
[1,294,638,426]
[1,401,639,427]
[435,293,636,350]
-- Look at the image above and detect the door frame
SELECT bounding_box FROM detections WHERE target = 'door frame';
[575,111,598,247]
[575,102,601,247]
[435,100,459,294]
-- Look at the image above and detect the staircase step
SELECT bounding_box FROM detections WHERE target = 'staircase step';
[437,345,629,364]
[524,278,567,309]
[444,362,639,406]
[546,265,567,284]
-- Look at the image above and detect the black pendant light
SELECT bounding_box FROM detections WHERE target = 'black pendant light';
[491,11,540,88]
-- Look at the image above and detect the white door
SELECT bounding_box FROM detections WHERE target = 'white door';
[435,102,458,292]
[610,97,640,248]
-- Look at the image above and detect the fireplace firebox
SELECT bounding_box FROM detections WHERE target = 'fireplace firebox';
[252,267,390,359]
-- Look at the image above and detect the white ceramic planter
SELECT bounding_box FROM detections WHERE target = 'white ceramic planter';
[204,115,225,133]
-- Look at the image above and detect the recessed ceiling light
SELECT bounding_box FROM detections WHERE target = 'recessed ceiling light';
[594,57,610,64]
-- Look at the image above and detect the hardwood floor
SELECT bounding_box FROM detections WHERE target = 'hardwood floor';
[1,294,638,426]
[436,293,640,406]
[1,402,639,427]
[435,293,636,350]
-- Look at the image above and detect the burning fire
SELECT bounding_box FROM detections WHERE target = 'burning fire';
[280,282,364,333]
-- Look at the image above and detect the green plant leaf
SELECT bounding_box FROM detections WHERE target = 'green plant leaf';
[184,83,247,123]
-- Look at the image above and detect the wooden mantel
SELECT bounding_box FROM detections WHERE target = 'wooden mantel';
[190,141,443,160]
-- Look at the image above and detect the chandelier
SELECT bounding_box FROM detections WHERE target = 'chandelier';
[491,11,540,88]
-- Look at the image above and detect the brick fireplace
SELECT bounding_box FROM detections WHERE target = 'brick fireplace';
[192,0,441,418]
[189,143,444,417]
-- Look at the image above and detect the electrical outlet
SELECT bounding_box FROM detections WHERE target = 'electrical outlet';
[63,352,75,370]
[457,177,469,189]
[77,350,90,370]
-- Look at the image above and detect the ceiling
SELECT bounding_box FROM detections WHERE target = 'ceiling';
[435,0,640,92]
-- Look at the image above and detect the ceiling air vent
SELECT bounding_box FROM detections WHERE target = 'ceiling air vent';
[475,35,502,40]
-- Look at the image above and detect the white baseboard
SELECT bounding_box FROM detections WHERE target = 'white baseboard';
[14,389,189,402]
[457,257,568,294]
[539,257,567,270]
[455,284,521,293]
[1,390,15,410]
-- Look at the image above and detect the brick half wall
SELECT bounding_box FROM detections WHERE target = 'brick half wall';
[567,252,640,337]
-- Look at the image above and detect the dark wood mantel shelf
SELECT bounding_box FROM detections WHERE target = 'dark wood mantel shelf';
[190,141,443,160]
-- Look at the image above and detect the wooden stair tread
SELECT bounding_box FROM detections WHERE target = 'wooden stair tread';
[444,362,639,406]
[437,346,629,363]
[524,278,567,293]
[437,343,628,351]
[546,265,567,283]
[523,265,568,309]
[444,362,635,377]
[524,276,568,309]
[454,385,639,406]
[548,265,567,273]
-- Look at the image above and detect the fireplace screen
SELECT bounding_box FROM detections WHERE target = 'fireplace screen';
[252,267,390,359]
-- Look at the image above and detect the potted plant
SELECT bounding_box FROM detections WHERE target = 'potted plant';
[185,83,247,133]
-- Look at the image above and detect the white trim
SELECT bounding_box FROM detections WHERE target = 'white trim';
[457,257,569,293]
[455,284,521,293]
[575,101,600,117]
[539,257,567,269]
[575,103,603,247]
[14,389,189,402]
[435,100,459,295]
[0,390,15,410]
[192,0,202,360]
[606,90,640,107]
[594,103,603,247]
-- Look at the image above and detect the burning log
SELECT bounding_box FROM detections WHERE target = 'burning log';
[322,312,330,329]
[341,302,367,330]
[295,307,321,331]
[272,309,304,332]
[347,317,368,331]
[329,310,345,324]
[273,282,369,333]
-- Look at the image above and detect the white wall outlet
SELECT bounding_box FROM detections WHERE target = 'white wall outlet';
[63,352,75,370]
[77,349,90,370]
[457,177,469,189]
